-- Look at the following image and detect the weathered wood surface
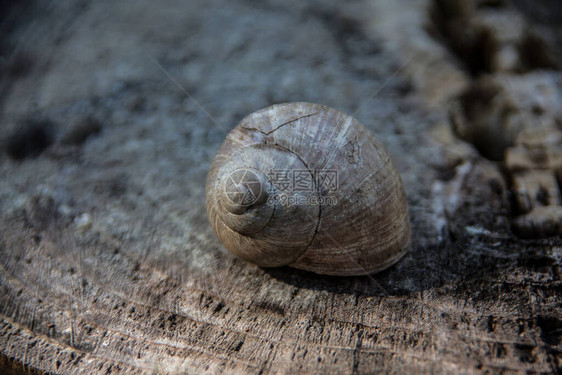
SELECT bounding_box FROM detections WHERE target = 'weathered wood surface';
[0,0,560,373]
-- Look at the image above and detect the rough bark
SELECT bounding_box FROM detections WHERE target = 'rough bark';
[0,0,560,374]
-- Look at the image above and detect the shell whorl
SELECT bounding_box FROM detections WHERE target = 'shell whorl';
[207,142,320,267]
[206,102,410,276]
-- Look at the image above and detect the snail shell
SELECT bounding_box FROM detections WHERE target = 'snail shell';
[206,103,410,276]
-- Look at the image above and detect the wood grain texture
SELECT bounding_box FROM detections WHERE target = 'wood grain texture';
[0,0,560,374]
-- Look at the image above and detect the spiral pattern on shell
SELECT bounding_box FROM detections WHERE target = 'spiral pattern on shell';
[206,102,410,276]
